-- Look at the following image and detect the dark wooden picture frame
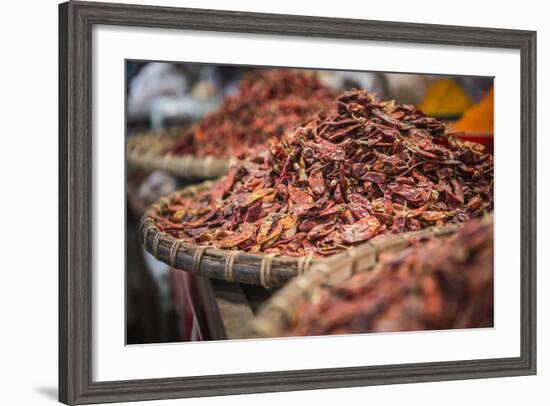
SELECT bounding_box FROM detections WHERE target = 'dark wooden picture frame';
[59,1,537,404]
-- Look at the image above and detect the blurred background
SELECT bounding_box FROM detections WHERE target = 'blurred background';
[125,61,494,344]
[126,62,494,133]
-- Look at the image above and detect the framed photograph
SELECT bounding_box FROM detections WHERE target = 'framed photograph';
[59,1,536,404]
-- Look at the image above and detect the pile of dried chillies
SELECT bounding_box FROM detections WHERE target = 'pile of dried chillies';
[149,90,494,257]
[169,69,334,158]
[287,217,494,336]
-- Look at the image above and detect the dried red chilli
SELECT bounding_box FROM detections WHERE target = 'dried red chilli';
[150,90,494,257]
[169,69,334,158]
[288,217,494,336]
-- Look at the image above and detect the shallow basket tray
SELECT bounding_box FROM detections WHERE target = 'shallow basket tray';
[251,217,483,337]
[140,180,465,288]
[141,181,320,287]
[127,128,234,179]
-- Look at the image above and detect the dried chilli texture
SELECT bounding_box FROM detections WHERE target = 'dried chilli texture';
[151,90,493,257]
[169,69,334,158]
[288,217,494,336]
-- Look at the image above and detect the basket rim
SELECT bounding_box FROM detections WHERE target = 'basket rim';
[127,129,235,179]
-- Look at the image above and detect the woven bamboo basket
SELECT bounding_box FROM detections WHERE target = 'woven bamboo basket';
[141,181,321,287]
[127,128,234,179]
[252,221,470,337]
[140,180,468,288]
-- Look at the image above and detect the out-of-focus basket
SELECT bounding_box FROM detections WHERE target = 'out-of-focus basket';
[253,222,466,337]
[127,128,234,179]
[141,180,463,288]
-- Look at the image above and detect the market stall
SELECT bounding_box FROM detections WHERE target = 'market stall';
[125,63,494,343]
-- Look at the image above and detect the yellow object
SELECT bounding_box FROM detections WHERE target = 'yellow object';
[418,78,473,117]
[451,87,494,133]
